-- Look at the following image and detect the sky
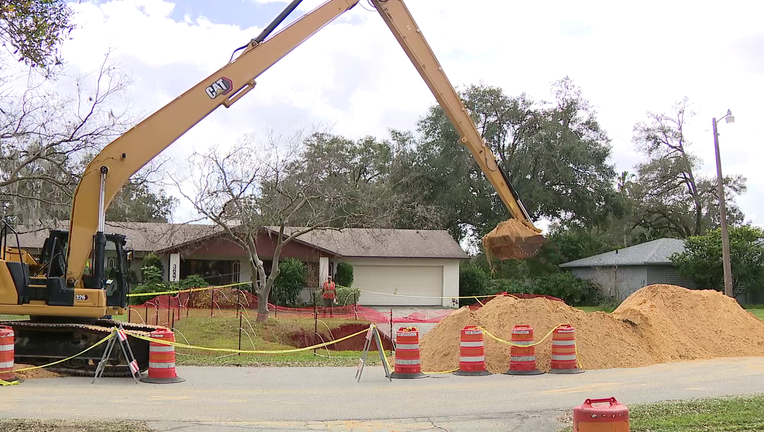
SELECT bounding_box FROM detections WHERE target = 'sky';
[42,0,764,228]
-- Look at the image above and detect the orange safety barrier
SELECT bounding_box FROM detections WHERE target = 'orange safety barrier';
[139,328,185,384]
[573,397,629,431]
[504,324,543,376]
[454,325,491,376]
[549,324,583,374]
[390,327,427,379]
[0,326,18,384]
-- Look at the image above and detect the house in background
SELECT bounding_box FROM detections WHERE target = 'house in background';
[11,222,468,308]
[559,238,695,301]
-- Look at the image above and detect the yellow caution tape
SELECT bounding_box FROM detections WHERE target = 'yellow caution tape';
[422,369,458,374]
[479,324,563,348]
[125,326,372,354]
[126,281,251,298]
[0,377,19,386]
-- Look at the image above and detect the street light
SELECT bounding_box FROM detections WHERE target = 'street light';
[712,109,735,298]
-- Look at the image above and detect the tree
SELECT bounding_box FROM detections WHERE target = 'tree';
[408,78,619,244]
[0,0,75,74]
[670,225,764,297]
[630,98,746,238]
[459,262,489,306]
[0,53,135,226]
[176,131,402,321]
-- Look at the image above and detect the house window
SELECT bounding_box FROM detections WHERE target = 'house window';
[181,259,239,286]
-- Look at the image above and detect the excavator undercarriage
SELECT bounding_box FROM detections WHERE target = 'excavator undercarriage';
[0,319,159,377]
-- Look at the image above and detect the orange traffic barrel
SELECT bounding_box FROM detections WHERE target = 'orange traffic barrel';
[454,326,491,376]
[549,324,583,374]
[0,326,19,384]
[573,397,629,431]
[139,328,185,384]
[504,324,543,375]
[391,327,427,379]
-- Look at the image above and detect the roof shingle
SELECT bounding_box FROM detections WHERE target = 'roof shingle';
[559,238,687,268]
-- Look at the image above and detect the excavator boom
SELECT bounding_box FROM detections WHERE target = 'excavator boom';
[65,0,360,287]
[371,0,544,260]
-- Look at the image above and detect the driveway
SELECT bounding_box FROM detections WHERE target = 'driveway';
[2,356,764,431]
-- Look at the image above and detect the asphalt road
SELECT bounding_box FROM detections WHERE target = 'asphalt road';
[3,357,764,431]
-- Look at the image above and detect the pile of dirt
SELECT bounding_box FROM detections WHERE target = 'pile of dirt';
[420,284,764,373]
[12,364,62,380]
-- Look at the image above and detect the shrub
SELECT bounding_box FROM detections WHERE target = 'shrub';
[179,274,209,290]
[487,278,533,295]
[530,273,601,306]
[141,253,164,283]
[335,285,360,306]
[459,263,489,306]
[272,258,307,307]
[128,281,166,305]
[334,262,354,287]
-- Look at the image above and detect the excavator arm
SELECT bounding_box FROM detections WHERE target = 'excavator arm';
[67,0,542,288]
[371,0,545,260]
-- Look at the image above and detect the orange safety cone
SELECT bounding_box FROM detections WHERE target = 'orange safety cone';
[454,326,491,376]
[390,327,427,379]
[0,326,19,384]
[140,328,185,384]
[549,324,584,374]
[573,397,629,431]
[504,324,543,375]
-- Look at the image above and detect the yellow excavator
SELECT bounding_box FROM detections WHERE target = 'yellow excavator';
[0,0,544,375]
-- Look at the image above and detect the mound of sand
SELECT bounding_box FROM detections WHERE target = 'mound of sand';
[12,364,61,380]
[419,284,764,373]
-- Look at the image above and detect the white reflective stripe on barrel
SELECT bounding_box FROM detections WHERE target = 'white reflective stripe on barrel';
[551,354,577,361]
[511,356,536,362]
[149,362,176,369]
[0,361,13,368]
[394,358,421,365]
[396,343,419,350]
[0,344,13,351]
[460,341,484,347]
[552,340,576,346]
[513,341,533,346]
[150,345,175,352]
[459,356,485,362]
[397,332,417,337]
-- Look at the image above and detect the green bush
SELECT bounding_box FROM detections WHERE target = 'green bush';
[335,285,360,306]
[272,258,307,307]
[530,273,601,306]
[487,278,533,295]
[178,274,208,290]
[459,263,489,306]
[334,262,354,287]
[141,253,164,283]
[128,281,166,305]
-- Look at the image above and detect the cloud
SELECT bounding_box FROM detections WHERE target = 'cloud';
[51,0,764,227]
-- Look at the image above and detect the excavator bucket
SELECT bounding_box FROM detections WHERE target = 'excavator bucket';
[482,219,546,260]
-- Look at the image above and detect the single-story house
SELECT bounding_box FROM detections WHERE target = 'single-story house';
[559,238,696,301]
[9,221,468,307]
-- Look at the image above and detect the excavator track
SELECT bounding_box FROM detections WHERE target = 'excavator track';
[0,319,165,377]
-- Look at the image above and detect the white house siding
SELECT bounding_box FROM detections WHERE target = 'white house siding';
[337,258,459,307]
[569,266,648,301]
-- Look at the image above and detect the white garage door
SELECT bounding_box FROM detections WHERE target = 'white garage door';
[354,265,443,306]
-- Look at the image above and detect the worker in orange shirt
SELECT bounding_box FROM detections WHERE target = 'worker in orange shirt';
[322,275,337,317]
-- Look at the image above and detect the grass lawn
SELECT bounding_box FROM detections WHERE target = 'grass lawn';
[559,394,764,431]
[159,314,388,367]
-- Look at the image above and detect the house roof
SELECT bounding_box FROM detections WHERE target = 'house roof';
[270,227,469,259]
[8,221,468,260]
[559,238,687,268]
[8,221,220,253]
